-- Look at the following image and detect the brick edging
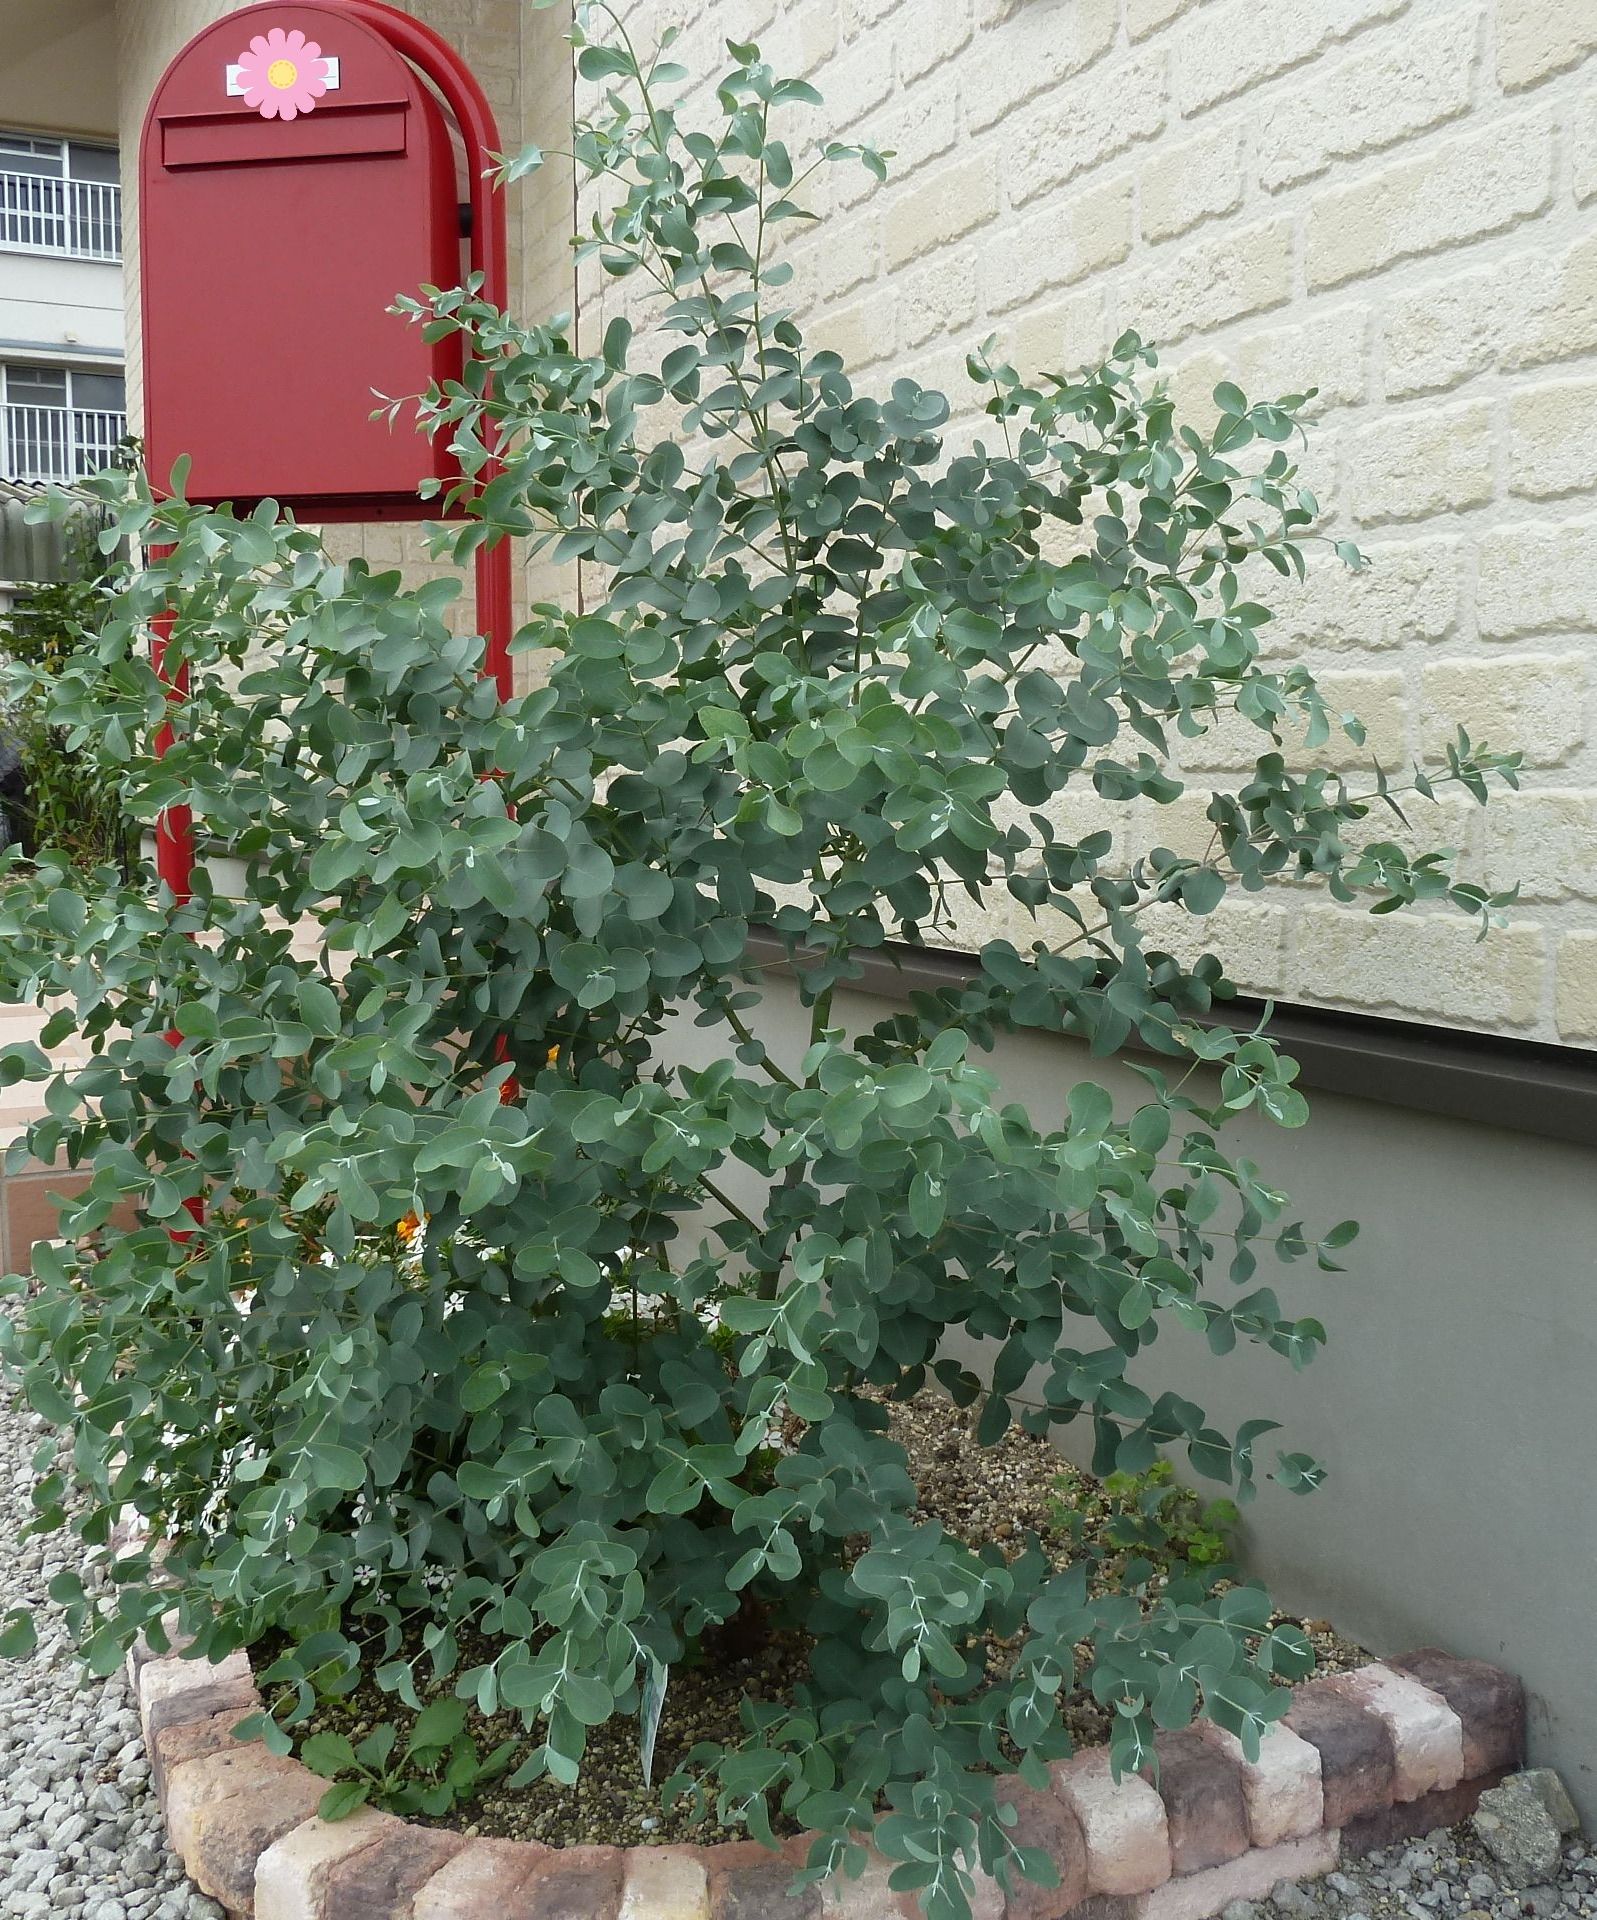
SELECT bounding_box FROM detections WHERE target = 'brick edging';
[131,1636,1525,1919]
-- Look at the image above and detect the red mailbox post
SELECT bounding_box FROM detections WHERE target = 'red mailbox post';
[139,0,515,900]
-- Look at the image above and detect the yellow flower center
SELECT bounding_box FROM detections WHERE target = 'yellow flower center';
[267,57,299,89]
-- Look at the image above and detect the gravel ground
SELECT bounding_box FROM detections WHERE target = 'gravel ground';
[0,1351,222,1920]
[1223,1826,1597,1920]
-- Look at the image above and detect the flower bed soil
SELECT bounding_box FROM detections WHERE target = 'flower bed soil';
[271,1392,1370,1851]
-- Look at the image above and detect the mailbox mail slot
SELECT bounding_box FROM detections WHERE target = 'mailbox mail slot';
[160,101,410,169]
[140,4,463,517]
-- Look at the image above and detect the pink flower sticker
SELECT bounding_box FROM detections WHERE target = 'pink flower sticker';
[232,27,332,120]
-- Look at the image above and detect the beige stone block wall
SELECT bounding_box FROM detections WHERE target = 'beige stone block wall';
[115,0,575,683]
[574,0,1597,1047]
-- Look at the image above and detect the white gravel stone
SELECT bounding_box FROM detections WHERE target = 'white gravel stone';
[1236,1821,1595,1920]
[0,1309,209,1918]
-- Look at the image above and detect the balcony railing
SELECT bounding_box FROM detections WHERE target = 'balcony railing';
[2,404,127,483]
[0,170,122,263]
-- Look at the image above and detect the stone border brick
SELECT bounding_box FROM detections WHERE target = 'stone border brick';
[1130,1830,1341,1920]
[1142,1728,1250,1875]
[1339,1766,1510,1858]
[993,1779,1090,1917]
[1324,1663,1466,1801]
[413,1839,549,1918]
[254,1810,404,1920]
[137,1645,254,1748]
[167,1748,329,1913]
[322,1821,468,1913]
[518,1842,627,1919]
[815,1850,914,1917]
[707,1839,825,1920]
[1051,1747,1173,1896]
[1392,1647,1527,1778]
[149,1704,268,1806]
[1282,1676,1398,1828]
[1192,1720,1324,1847]
[621,1846,712,1920]
[134,1644,1521,1920]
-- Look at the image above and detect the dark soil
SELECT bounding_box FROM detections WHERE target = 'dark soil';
[279,1392,1369,1849]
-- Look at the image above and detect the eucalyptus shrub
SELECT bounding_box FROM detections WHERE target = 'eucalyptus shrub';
[0,12,1521,1916]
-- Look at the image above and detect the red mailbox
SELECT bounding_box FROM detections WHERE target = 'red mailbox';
[140,2,465,518]
[139,0,517,916]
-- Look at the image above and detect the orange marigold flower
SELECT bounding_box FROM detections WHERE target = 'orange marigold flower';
[396,1210,424,1243]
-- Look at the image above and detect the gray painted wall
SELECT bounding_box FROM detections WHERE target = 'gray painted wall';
[661,970,1597,1821]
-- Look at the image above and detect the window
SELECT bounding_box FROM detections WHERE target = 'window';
[1,362,128,484]
[0,130,122,262]
[5,367,70,408]
[0,133,65,178]
[70,369,127,413]
[65,143,121,187]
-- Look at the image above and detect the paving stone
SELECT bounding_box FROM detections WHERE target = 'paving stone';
[136,1651,256,1751]
[1128,1830,1341,1919]
[520,1844,627,1920]
[1341,1765,1508,1856]
[166,1751,327,1914]
[815,1849,916,1917]
[1193,1721,1324,1846]
[992,1779,1090,1917]
[413,1839,549,1917]
[143,1676,262,1753]
[254,1811,403,1920]
[1052,1748,1173,1897]
[1325,1664,1465,1801]
[620,1847,712,1920]
[321,1821,468,1914]
[1143,1729,1250,1875]
[1283,1679,1398,1829]
[1392,1648,1527,1777]
[707,1841,824,1919]
[149,1705,263,1805]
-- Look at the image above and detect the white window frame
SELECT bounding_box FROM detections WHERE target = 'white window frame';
[0,129,122,264]
[1,361,128,485]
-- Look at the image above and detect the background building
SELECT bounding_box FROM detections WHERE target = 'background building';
[0,1,126,491]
